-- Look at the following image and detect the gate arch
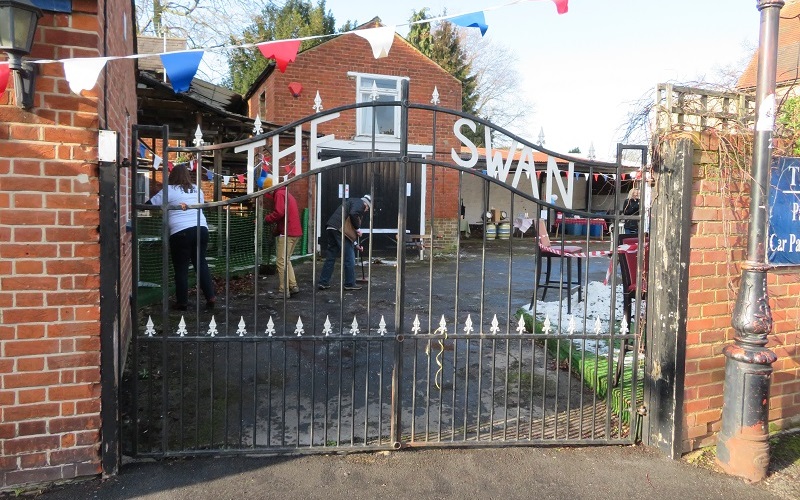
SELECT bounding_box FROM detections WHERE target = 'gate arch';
[125,81,648,457]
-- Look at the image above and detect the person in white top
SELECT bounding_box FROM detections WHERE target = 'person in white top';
[148,164,216,311]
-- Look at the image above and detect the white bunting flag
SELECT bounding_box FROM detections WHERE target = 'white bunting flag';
[354,26,396,59]
[153,156,163,170]
[62,57,109,94]
[223,176,231,185]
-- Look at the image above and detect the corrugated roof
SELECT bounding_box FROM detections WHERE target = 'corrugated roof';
[738,0,800,89]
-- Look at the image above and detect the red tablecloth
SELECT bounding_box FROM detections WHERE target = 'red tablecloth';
[554,217,608,233]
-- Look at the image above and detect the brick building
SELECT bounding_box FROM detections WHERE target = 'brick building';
[0,0,136,491]
[244,18,463,249]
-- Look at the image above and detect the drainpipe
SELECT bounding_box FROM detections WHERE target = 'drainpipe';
[716,0,783,483]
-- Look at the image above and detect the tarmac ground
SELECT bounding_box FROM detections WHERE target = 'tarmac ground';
[31,444,793,500]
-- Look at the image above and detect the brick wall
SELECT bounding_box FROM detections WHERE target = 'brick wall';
[682,132,800,452]
[249,25,463,238]
[0,0,136,491]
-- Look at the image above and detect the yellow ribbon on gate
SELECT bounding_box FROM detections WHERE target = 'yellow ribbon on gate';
[433,324,448,390]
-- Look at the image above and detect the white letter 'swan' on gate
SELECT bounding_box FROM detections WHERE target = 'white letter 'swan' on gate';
[451,118,478,168]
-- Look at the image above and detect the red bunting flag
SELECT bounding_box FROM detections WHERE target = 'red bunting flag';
[535,171,542,178]
[257,40,301,73]
[552,0,569,14]
[288,81,303,97]
[0,63,11,96]
[593,173,599,182]
[237,174,245,183]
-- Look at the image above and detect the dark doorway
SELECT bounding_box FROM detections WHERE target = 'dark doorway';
[318,150,424,252]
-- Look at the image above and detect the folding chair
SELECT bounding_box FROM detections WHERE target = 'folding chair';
[532,219,584,313]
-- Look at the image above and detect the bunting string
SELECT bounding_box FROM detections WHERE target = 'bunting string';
[0,0,567,96]
[137,141,300,187]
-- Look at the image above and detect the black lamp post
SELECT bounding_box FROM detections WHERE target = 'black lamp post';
[716,0,783,483]
[0,0,42,109]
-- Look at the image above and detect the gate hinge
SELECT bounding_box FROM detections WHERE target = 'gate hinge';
[637,405,648,417]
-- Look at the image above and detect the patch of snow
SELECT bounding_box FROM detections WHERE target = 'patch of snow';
[519,281,636,356]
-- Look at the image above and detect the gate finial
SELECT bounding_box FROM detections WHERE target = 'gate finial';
[412,315,421,334]
[490,314,500,335]
[537,127,545,147]
[253,114,264,135]
[145,316,156,337]
[193,125,204,148]
[431,86,440,106]
[378,315,387,336]
[370,81,379,101]
[177,317,187,337]
[323,315,332,336]
[313,91,323,113]
[266,317,275,337]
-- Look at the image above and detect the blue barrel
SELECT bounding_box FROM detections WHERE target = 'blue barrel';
[485,223,497,239]
[590,224,602,237]
[498,222,511,240]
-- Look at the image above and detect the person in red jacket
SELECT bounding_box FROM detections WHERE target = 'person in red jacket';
[265,186,303,299]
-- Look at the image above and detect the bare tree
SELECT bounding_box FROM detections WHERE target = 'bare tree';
[462,31,534,142]
[136,0,275,81]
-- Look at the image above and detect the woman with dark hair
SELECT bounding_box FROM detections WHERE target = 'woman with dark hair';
[148,164,216,310]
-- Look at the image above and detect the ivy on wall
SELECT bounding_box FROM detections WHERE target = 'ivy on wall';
[778,95,800,156]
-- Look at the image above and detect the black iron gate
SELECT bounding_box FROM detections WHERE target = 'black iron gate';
[124,82,647,458]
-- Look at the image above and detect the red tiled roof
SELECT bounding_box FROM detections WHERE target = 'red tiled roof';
[738,0,800,89]
[462,147,569,164]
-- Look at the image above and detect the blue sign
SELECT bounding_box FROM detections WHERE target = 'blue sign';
[768,157,800,265]
[32,1,71,13]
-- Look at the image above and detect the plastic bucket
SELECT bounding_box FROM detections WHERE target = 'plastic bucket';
[485,223,497,239]
[497,222,511,240]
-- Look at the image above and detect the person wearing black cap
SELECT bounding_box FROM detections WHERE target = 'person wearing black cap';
[319,194,372,291]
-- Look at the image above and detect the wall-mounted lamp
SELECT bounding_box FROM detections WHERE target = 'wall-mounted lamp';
[0,0,42,109]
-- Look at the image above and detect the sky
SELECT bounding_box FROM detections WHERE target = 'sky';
[322,0,762,161]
